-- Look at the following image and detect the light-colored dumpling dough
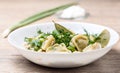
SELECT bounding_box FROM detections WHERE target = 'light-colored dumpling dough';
[71,35,88,52]
[46,43,71,53]
[83,42,101,52]
[41,35,55,51]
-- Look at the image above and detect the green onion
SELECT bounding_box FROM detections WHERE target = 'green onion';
[2,3,76,38]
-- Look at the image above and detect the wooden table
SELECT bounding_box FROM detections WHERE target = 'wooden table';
[0,0,120,73]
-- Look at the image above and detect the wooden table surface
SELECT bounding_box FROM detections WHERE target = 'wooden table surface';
[0,0,120,73]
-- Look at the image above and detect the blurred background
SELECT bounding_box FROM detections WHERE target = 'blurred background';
[0,0,120,32]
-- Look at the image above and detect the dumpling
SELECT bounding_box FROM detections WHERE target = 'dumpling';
[71,35,88,52]
[41,35,55,51]
[46,43,71,53]
[96,29,110,48]
[83,42,101,52]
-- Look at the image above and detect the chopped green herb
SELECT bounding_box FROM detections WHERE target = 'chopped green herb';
[24,37,33,44]
[52,29,73,47]
[37,30,42,34]
[83,28,99,45]
[67,46,76,52]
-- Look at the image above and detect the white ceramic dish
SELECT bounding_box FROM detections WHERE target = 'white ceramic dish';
[8,22,119,68]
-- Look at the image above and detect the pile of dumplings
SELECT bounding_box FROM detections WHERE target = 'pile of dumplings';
[24,22,110,53]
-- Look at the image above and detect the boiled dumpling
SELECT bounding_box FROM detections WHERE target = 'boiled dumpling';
[83,42,101,52]
[71,35,88,52]
[46,43,71,53]
[41,35,55,51]
[96,29,110,48]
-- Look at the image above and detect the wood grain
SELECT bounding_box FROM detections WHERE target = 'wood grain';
[0,0,120,73]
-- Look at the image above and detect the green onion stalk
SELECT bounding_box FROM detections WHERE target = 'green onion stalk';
[2,3,76,38]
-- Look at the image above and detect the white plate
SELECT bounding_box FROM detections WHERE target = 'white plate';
[8,22,119,68]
